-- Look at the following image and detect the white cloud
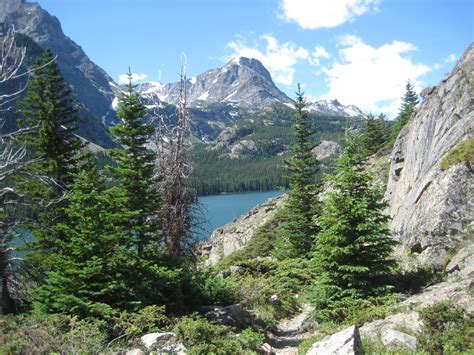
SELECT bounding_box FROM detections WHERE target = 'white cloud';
[443,53,457,63]
[118,72,148,84]
[433,53,457,71]
[310,46,330,65]
[321,35,430,116]
[280,0,380,30]
[228,35,309,85]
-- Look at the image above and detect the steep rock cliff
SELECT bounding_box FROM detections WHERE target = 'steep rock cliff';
[386,44,474,267]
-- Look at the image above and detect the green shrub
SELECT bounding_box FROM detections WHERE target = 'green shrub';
[418,301,474,353]
[112,305,169,338]
[392,264,442,295]
[309,293,403,324]
[187,268,237,307]
[0,313,107,353]
[229,258,312,323]
[173,315,262,354]
[441,138,474,171]
[216,216,281,269]
[238,327,265,351]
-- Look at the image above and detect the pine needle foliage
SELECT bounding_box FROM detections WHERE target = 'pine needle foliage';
[107,71,160,253]
[278,85,321,258]
[310,127,396,320]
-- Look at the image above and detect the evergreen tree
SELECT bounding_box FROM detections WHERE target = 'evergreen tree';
[32,153,141,317]
[18,48,82,191]
[361,113,389,156]
[390,80,419,142]
[107,71,159,253]
[33,152,182,317]
[278,85,320,258]
[310,127,396,318]
[15,48,82,276]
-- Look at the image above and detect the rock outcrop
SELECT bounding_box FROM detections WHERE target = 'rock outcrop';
[386,44,474,267]
[201,195,285,266]
[312,140,341,161]
[308,325,363,355]
[360,244,473,344]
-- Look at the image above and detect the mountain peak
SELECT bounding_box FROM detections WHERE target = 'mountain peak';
[225,57,272,82]
[143,57,291,110]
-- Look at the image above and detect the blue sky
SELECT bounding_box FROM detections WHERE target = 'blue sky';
[37,0,473,116]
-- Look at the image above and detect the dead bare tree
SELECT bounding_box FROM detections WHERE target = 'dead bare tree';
[0,25,36,314]
[150,54,198,257]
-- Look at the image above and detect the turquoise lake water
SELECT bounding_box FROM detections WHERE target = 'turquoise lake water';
[195,190,283,240]
[13,191,283,249]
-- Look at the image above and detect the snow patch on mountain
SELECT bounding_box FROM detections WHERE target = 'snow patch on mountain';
[198,91,209,101]
[307,99,365,117]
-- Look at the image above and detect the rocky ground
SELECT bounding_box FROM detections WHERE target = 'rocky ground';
[266,304,314,354]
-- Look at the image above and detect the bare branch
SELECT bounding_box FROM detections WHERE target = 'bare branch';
[149,55,199,256]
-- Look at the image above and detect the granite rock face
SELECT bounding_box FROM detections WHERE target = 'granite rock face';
[312,140,341,160]
[2,0,117,146]
[386,44,474,267]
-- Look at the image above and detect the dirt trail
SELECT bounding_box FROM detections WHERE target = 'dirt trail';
[266,304,315,354]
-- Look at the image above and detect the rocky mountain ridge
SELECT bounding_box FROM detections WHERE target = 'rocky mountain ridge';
[1,1,364,151]
[138,56,365,120]
[2,0,117,147]
[147,57,292,111]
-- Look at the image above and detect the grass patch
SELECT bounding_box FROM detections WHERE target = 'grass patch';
[298,334,325,354]
[440,137,474,171]
[361,339,414,354]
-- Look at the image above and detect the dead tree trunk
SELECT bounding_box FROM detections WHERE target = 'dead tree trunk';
[151,54,197,257]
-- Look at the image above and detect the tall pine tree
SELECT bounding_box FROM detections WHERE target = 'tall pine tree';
[16,48,82,277]
[32,153,142,317]
[18,48,82,191]
[310,127,396,319]
[277,85,320,258]
[107,71,159,253]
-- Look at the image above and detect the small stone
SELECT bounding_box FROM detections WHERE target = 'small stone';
[261,342,272,354]
[269,294,279,302]
[161,342,187,354]
[140,332,176,349]
[125,349,144,355]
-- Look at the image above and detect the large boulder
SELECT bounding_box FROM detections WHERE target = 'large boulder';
[308,325,363,355]
[385,44,474,268]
